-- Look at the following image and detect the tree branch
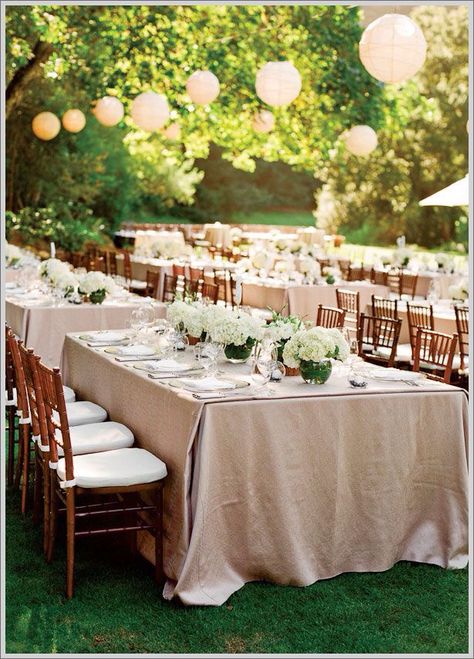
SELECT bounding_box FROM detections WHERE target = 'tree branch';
[6,40,54,119]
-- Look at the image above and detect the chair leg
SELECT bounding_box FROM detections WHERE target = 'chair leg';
[20,424,31,515]
[32,455,43,525]
[47,475,58,563]
[13,421,24,491]
[66,489,76,599]
[154,487,164,584]
[42,460,51,557]
[7,407,16,487]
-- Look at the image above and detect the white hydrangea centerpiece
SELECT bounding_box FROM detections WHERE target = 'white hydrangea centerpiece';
[206,307,265,362]
[448,280,469,302]
[167,299,207,339]
[78,271,115,304]
[267,309,303,362]
[283,326,350,369]
[39,258,71,282]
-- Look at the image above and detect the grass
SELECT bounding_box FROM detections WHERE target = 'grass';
[5,491,469,655]
[229,210,316,226]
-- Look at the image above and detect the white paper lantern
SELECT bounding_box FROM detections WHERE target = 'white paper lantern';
[252,110,275,133]
[343,125,378,156]
[163,123,181,140]
[186,70,220,105]
[62,109,86,133]
[32,112,61,141]
[131,92,170,131]
[255,61,302,107]
[93,96,124,126]
[359,14,427,84]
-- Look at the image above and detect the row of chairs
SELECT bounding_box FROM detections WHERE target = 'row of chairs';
[5,327,167,599]
[314,289,468,383]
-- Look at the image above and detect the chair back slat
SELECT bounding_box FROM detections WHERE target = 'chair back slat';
[387,268,401,298]
[370,269,388,286]
[336,288,360,339]
[371,295,398,320]
[454,305,469,371]
[37,362,74,478]
[316,305,345,329]
[400,272,418,299]
[406,302,434,356]
[413,329,457,383]
[6,329,30,419]
[189,266,204,283]
[121,250,132,282]
[200,281,219,305]
[161,274,178,303]
[357,313,402,367]
[145,270,160,298]
[19,344,48,443]
[5,326,16,402]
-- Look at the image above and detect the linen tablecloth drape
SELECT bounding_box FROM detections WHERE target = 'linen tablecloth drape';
[63,335,469,606]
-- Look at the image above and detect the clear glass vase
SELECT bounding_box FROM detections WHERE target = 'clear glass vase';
[300,359,332,384]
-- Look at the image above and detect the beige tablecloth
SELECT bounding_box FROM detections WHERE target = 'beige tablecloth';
[63,334,468,606]
[243,280,388,322]
[6,298,166,368]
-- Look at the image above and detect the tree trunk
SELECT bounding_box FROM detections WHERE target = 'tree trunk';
[6,41,54,119]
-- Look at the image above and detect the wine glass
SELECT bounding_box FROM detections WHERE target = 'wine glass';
[194,342,219,377]
[250,355,273,390]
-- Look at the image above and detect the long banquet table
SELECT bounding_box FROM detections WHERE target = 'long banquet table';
[6,293,166,368]
[63,333,469,606]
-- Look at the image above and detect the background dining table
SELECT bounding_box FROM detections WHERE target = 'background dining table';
[6,291,166,368]
[63,333,469,606]
[242,279,389,320]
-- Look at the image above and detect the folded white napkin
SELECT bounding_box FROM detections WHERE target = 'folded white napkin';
[370,368,419,381]
[88,331,124,343]
[117,344,155,356]
[180,376,235,391]
[5,282,19,290]
[148,359,190,372]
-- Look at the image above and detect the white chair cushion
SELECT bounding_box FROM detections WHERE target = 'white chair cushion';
[5,388,17,406]
[374,343,412,362]
[57,447,167,489]
[130,279,147,290]
[53,401,107,427]
[63,386,76,403]
[56,421,134,456]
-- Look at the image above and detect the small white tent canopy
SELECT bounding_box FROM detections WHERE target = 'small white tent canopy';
[419,175,469,207]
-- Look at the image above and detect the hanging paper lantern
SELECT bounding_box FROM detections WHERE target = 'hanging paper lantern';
[62,109,86,133]
[359,14,427,84]
[252,110,275,134]
[131,92,170,131]
[32,112,61,141]
[93,96,124,126]
[255,61,302,107]
[163,123,181,140]
[343,125,378,156]
[186,70,220,105]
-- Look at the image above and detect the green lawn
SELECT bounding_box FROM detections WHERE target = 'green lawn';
[5,491,469,655]
[229,210,316,226]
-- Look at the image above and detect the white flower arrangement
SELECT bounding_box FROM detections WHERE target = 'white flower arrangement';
[52,271,79,298]
[39,258,70,282]
[298,256,321,277]
[167,299,207,338]
[282,326,350,368]
[206,307,264,347]
[152,238,187,260]
[393,247,413,268]
[251,252,272,271]
[78,271,115,302]
[5,242,23,267]
[448,280,469,301]
[267,311,303,345]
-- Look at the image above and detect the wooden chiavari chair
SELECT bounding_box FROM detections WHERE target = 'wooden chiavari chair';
[454,305,469,375]
[361,264,373,281]
[37,361,167,599]
[108,251,118,276]
[199,281,219,305]
[336,288,360,339]
[338,259,351,280]
[145,270,160,299]
[316,305,345,329]
[317,258,331,271]
[70,252,85,269]
[121,250,147,295]
[347,265,364,281]
[406,302,434,359]
[370,268,388,286]
[20,344,136,556]
[357,313,402,368]
[172,263,186,278]
[413,329,457,383]
[5,327,18,487]
[371,295,399,320]
[400,272,418,300]
[7,328,34,514]
[161,274,178,303]
[387,268,401,299]
[189,266,204,283]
